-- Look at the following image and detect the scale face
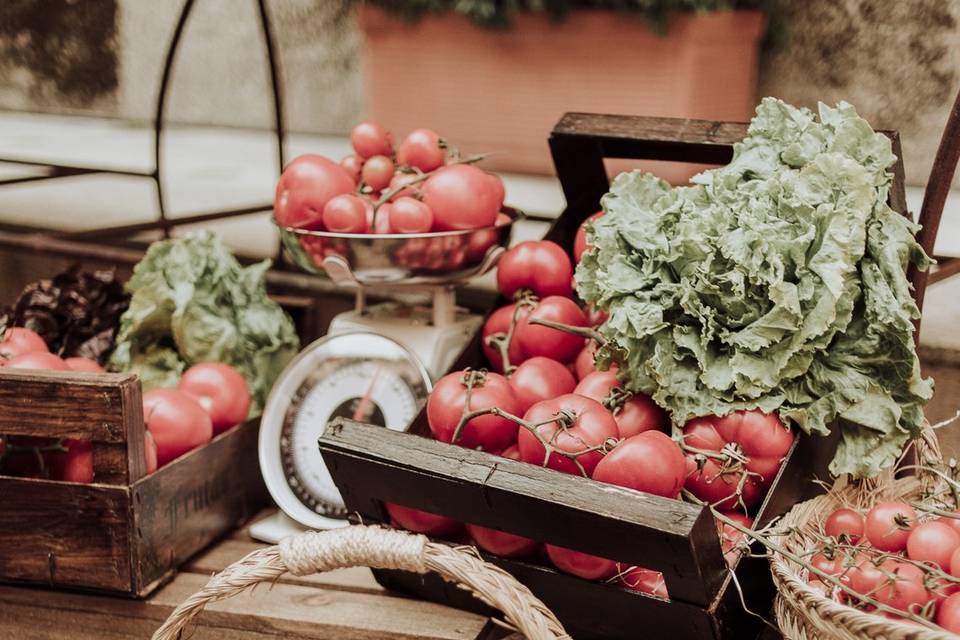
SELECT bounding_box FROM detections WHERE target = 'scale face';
[258,331,431,531]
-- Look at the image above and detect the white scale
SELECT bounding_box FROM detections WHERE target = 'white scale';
[250,241,504,543]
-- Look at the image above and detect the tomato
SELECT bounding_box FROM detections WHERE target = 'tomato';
[593,432,686,498]
[144,430,158,474]
[938,592,960,632]
[481,303,529,373]
[274,155,355,229]
[616,565,668,599]
[143,388,213,466]
[499,444,520,460]
[340,155,363,183]
[717,512,754,567]
[865,501,916,552]
[466,523,539,558]
[873,559,930,613]
[486,174,505,211]
[62,440,94,483]
[515,296,587,363]
[0,327,48,359]
[350,121,393,159]
[389,197,434,234]
[938,513,960,536]
[385,503,462,537]
[361,155,395,191]
[64,357,105,373]
[810,552,846,576]
[427,369,522,452]
[824,508,865,544]
[324,194,371,233]
[396,128,445,172]
[517,394,618,477]
[178,363,252,434]
[509,356,576,414]
[4,351,69,371]
[573,211,603,263]
[682,410,793,510]
[574,341,617,380]
[496,240,573,299]
[585,304,608,327]
[422,164,502,231]
[906,521,960,570]
[370,202,393,234]
[574,370,667,438]
[546,545,617,580]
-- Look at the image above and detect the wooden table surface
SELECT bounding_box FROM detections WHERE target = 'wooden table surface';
[0,511,515,640]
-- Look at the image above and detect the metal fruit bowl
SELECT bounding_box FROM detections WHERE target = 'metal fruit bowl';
[277,208,516,287]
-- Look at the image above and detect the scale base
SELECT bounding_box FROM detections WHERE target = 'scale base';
[248,508,350,543]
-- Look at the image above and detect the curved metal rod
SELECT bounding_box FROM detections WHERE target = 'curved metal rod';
[256,0,286,174]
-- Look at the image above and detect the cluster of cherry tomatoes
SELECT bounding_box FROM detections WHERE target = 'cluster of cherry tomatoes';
[274,121,506,236]
[383,217,797,598]
[806,501,960,632]
[0,327,251,483]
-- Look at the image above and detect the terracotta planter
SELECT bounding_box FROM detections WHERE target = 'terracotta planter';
[358,7,766,182]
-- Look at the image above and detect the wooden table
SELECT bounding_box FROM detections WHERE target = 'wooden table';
[0,511,514,640]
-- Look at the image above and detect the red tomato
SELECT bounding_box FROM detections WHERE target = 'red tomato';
[616,565,668,599]
[682,410,793,510]
[422,164,502,231]
[396,128,445,172]
[274,155,355,229]
[64,357,105,373]
[865,501,916,552]
[517,394,618,477]
[499,444,520,460]
[906,521,960,570]
[481,303,529,373]
[4,351,69,371]
[340,155,363,182]
[63,440,94,483]
[466,523,539,558]
[515,296,587,363]
[143,388,213,466]
[546,545,617,580]
[427,370,522,452]
[486,174,505,211]
[145,430,158,474]
[385,172,420,200]
[0,327,48,359]
[716,512,754,567]
[938,593,960,632]
[573,211,603,263]
[873,559,931,613]
[178,363,252,434]
[371,202,393,234]
[350,121,393,159]
[389,197,434,234]
[323,194,370,233]
[385,503,462,537]
[824,508,865,544]
[361,154,395,191]
[585,304,608,327]
[593,431,686,499]
[509,357,576,414]
[810,552,846,576]
[574,370,667,438]
[574,342,597,380]
[496,240,573,299]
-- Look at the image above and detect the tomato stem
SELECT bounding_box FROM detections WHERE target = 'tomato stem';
[525,317,605,343]
[370,152,491,222]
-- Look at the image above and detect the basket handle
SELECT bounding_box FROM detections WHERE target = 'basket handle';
[151,525,569,640]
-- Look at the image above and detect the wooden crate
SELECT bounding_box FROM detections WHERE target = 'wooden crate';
[0,368,270,597]
[318,112,912,639]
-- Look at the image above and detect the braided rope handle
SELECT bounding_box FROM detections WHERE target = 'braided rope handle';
[151,525,570,640]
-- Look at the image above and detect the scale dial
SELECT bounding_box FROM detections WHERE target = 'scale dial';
[260,332,431,530]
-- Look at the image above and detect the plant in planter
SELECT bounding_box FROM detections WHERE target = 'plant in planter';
[357,0,781,179]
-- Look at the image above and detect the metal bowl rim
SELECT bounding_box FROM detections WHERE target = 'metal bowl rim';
[275,207,520,241]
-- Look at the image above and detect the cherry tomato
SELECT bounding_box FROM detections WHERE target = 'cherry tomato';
[574,370,667,438]
[509,357,576,414]
[546,545,617,580]
[517,394,618,477]
[824,508,865,544]
[496,240,573,299]
[515,296,586,363]
[178,363,251,434]
[938,592,960,632]
[0,327,48,359]
[574,211,603,263]
[361,155,395,191]
[865,501,916,552]
[143,388,213,467]
[585,304,608,327]
[499,444,520,460]
[323,194,370,233]
[340,155,363,182]
[616,565,668,599]
[466,523,539,558]
[716,512,754,567]
[371,202,393,234]
[810,552,846,576]
[481,303,529,373]
[427,369,522,452]
[274,155,355,229]
[593,431,686,499]
[389,197,434,234]
[873,559,930,613]
[64,357,105,373]
[385,503,462,537]
[396,128,445,172]
[4,351,69,371]
[422,164,502,231]
[906,521,960,570]
[350,121,393,159]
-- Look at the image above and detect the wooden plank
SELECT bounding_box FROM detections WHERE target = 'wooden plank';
[321,419,728,607]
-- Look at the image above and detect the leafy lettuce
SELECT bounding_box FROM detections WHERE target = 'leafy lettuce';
[577,98,932,478]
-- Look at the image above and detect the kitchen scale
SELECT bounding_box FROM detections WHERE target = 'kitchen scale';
[250,217,512,543]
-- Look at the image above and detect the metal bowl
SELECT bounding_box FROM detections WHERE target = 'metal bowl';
[277,208,516,287]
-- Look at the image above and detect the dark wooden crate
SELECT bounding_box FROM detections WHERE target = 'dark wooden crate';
[319,112,911,639]
[0,368,270,597]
